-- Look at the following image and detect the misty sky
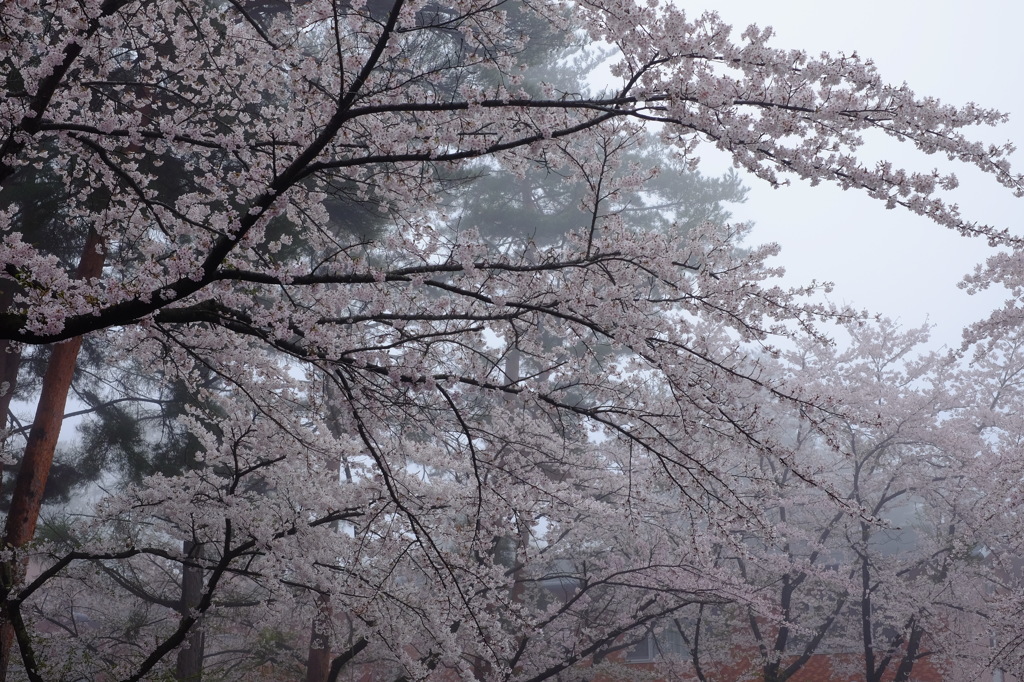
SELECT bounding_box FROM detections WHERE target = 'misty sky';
[673,0,1021,350]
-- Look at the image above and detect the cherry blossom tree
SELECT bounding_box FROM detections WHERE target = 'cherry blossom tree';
[667,321,1001,682]
[1,0,1022,680]
[932,324,1024,681]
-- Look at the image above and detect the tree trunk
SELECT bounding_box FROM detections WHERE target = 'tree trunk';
[859,531,879,682]
[307,378,347,682]
[892,620,924,682]
[305,593,332,682]
[0,228,105,681]
[176,540,206,681]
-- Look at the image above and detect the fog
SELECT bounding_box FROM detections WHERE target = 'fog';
[677,0,1022,350]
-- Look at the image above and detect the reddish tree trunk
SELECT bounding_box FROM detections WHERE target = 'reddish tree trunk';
[0,228,105,681]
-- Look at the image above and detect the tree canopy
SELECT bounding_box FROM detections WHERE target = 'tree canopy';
[1,1,1023,681]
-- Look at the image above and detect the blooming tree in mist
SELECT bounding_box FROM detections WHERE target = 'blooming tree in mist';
[666,321,1007,682]
[1,0,1022,680]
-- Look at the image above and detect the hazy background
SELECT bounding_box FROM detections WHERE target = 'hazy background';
[675,0,1021,350]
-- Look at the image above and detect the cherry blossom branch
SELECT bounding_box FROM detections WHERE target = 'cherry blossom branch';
[0,0,134,185]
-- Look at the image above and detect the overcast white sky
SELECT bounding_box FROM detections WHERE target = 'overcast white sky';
[672,0,1022,350]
